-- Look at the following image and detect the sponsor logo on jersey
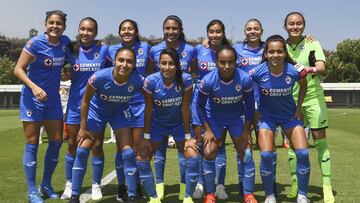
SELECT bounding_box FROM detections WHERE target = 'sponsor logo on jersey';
[235,84,242,92]
[104,84,111,89]
[200,62,208,70]
[138,48,143,55]
[175,85,182,93]
[181,51,187,58]
[94,52,99,59]
[100,94,108,100]
[285,76,292,84]
[44,58,53,67]
[213,97,221,104]
[26,109,32,117]
[73,64,80,72]
[261,88,269,95]
[241,58,249,66]
[128,85,134,92]
[154,100,162,106]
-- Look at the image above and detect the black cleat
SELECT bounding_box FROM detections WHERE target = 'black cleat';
[69,195,79,203]
[116,184,128,202]
[127,196,138,203]
[136,183,146,200]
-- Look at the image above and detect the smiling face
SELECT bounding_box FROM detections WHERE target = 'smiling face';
[285,13,305,38]
[78,19,97,47]
[265,41,286,68]
[163,19,181,43]
[217,49,237,80]
[114,49,136,76]
[244,20,263,44]
[120,21,138,45]
[207,23,225,47]
[45,14,66,39]
[159,53,177,80]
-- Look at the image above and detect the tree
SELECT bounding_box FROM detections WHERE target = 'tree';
[103,34,120,45]
[28,28,38,38]
[0,56,20,84]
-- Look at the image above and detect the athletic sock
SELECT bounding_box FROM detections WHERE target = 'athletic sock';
[215,144,226,185]
[288,148,298,183]
[295,149,311,196]
[315,138,332,186]
[136,160,157,198]
[203,159,215,194]
[178,151,186,184]
[92,156,104,185]
[260,151,274,196]
[72,147,90,196]
[65,154,75,181]
[41,141,62,187]
[115,151,125,185]
[242,155,255,195]
[197,142,204,186]
[23,144,39,193]
[236,155,244,196]
[273,151,278,196]
[122,148,137,197]
[185,156,199,197]
[154,140,167,184]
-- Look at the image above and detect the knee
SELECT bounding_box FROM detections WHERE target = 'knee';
[295,149,309,161]
[260,151,273,165]
[122,148,135,161]
[203,143,217,160]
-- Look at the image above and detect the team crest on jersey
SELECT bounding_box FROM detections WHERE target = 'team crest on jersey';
[73,64,80,72]
[199,80,205,89]
[94,52,100,59]
[100,94,108,100]
[261,88,269,95]
[241,58,249,66]
[285,76,292,84]
[89,75,96,84]
[200,62,208,70]
[26,40,33,48]
[181,51,187,58]
[26,109,32,117]
[43,58,53,67]
[128,85,134,92]
[62,45,67,52]
[300,45,305,52]
[213,97,221,104]
[175,85,182,93]
[235,84,242,92]
[154,100,162,106]
[138,48,143,55]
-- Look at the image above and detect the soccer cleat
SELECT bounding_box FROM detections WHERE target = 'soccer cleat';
[244,194,258,203]
[179,183,186,200]
[156,182,165,200]
[92,183,103,200]
[148,196,162,203]
[287,179,298,198]
[215,184,228,200]
[116,184,128,202]
[183,196,194,203]
[104,136,116,143]
[193,183,204,199]
[168,135,176,148]
[282,139,290,149]
[69,195,79,203]
[38,185,59,199]
[264,195,277,203]
[137,183,146,200]
[297,194,310,203]
[323,185,335,203]
[60,181,72,199]
[203,193,216,203]
[28,191,44,203]
[127,196,138,203]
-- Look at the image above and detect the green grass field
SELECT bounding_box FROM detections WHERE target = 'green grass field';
[0,108,359,203]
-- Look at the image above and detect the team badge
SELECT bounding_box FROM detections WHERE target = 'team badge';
[89,75,96,84]
[199,80,205,89]
[26,109,32,117]
[154,100,162,106]
[300,45,305,52]
[261,88,269,95]
[175,85,182,93]
[285,76,292,84]
[138,48,143,55]
[62,45,67,52]
[200,62,208,70]
[73,64,80,71]
[94,52,99,59]
[43,58,53,67]
[213,97,221,104]
[128,85,134,92]
[181,51,187,58]
[100,94,108,100]
[235,84,242,92]
[241,58,249,66]
[26,40,33,48]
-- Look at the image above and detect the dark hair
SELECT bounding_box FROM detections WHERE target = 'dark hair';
[45,10,67,24]
[284,11,306,27]
[261,35,295,64]
[115,46,136,61]
[215,44,237,62]
[118,19,140,42]
[162,15,186,42]
[206,19,230,46]
[159,47,183,89]
[243,18,263,43]
[71,17,99,57]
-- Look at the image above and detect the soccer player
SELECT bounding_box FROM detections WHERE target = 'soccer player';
[192,19,231,200]
[68,47,143,203]
[284,12,335,203]
[250,35,310,203]
[148,15,197,200]
[136,48,198,203]
[60,17,110,200]
[107,19,151,201]
[195,45,257,203]
[14,10,70,203]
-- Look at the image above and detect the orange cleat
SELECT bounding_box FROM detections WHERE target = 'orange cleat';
[244,194,258,203]
[203,193,216,203]
[282,139,290,148]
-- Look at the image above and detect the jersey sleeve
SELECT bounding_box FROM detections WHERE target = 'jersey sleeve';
[242,73,253,92]
[143,75,154,94]
[88,72,100,90]
[149,47,155,62]
[23,38,39,57]
[183,73,193,91]
[198,77,211,95]
[289,64,301,81]
[312,41,326,62]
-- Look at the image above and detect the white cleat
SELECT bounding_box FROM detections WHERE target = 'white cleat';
[60,181,72,200]
[92,183,103,200]
[265,195,277,203]
[168,135,176,148]
[297,194,310,203]
[104,136,116,144]
[193,183,204,199]
[215,184,228,200]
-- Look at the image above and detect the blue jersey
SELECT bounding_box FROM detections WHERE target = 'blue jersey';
[149,41,196,73]
[197,69,254,123]
[88,67,143,119]
[251,62,301,121]
[22,34,71,100]
[67,42,109,107]
[195,44,217,83]
[108,41,151,105]
[233,42,264,72]
[143,72,193,125]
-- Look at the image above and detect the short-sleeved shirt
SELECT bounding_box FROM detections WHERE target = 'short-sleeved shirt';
[22,34,71,100]
[149,41,196,73]
[143,72,193,125]
[195,44,217,83]
[287,39,326,106]
[251,62,301,121]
